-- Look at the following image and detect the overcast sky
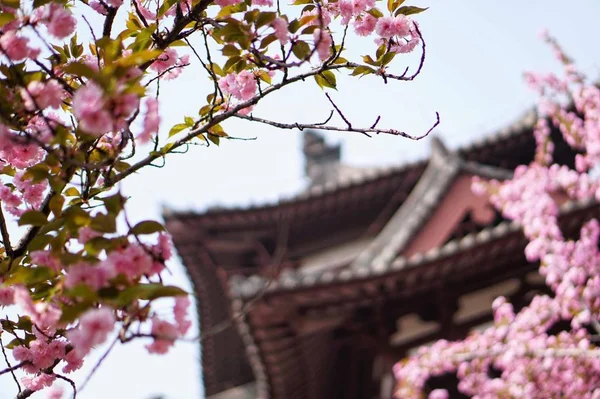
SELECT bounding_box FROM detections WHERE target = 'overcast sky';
[2,1,600,398]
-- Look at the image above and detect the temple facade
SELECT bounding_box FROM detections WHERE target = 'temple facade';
[165,110,597,399]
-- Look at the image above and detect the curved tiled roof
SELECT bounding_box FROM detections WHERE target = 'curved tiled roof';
[228,197,597,299]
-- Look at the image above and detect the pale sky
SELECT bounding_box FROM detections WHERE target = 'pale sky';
[2,1,600,398]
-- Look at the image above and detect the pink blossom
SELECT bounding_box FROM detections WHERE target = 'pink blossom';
[46,386,64,399]
[22,373,56,392]
[72,83,112,136]
[14,286,61,331]
[138,97,160,144]
[302,7,332,27]
[112,92,140,127]
[375,16,396,38]
[313,29,332,62]
[0,185,22,209]
[65,263,111,290]
[106,0,123,6]
[272,17,289,45]
[174,296,192,335]
[67,308,115,357]
[78,226,101,244]
[253,0,273,5]
[62,350,84,373]
[89,1,108,15]
[338,0,354,25]
[428,389,448,399]
[215,0,242,6]
[14,172,48,209]
[353,14,377,36]
[219,71,257,102]
[21,80,65,111]
[150,49,189,80]
[150,48,179,75]
[0,31,40,61]
[104,244,153,281]
[145,317,178,354]
[132,0,156,19]
[152,232,173,261]
[40,4,77,39]
[30,250,60,272]
[375,15,411,39]
[0,286,14,306]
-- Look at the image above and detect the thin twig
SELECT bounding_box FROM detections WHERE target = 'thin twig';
[55,374,77,399]
[325,92,354,131]
[1,335,21,393]
[0,203,12,256]
[77,335,119,393]
[235,111,440,140]
[0,361,26,376]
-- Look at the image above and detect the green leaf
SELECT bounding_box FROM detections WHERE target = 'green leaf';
[16,316,32,332]
[362,55,378,66]
[292,41,311,60]
[314,70,337,89]
[4,266,53,286]
[255,11,276,28]
[28,234,53,251]
[18,210,48,227]
[184,116,195,127]
[90,213,117,233]
[114,49,163,68]
[102,193,125,215]
[2,0,20,9]
[129,220,165,235]
[387,0,406,12]
[60,302,91,324]
[49,195,65,217]
[221,44,240,57]
[380,51,396,66]
[223,55,242,72]
[168,123,188,137]
[64,187,80,197]
[351,65,375,76]
[260,33,278,49]
[65,284,99,301]
[367,7,384,18]
[0,13,16,27]
[116,284,188,306]
[126,12,143,31]
[84,237,115,256]
[63,205,91,230]
[207,135,220,146]
[395,5,428,16]
[61,62,98,79]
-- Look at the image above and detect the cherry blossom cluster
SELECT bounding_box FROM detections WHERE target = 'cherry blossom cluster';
[0,0,430,396]
[394,37,600,398]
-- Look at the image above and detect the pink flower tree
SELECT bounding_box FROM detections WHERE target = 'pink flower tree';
[0,0,433,397]
[394,34,600,399]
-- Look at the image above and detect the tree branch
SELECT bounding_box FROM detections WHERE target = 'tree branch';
[1,335,22,394]
[0,203,12,256]
[235,110,440,140]
[102,7,118,38]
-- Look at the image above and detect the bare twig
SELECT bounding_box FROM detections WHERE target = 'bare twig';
[0,361,27,376]
[235,111,440,140]
[56,374,77,399]
[0,203,12,256]
[78,335,119,393]
[1,335,21,393]
[325,92,355,131]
